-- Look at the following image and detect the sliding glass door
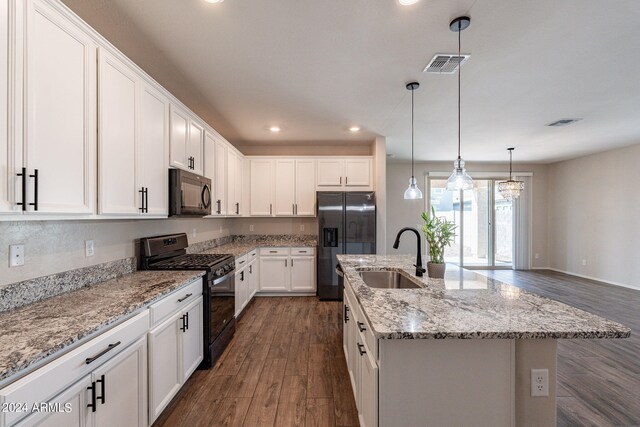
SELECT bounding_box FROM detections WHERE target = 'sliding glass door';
[429,178,513,269]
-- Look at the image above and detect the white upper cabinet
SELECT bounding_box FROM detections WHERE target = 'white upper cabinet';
[295,159,316,216]
[235,154,243,215]
[98,49,138,215]
[170,104,204,176]
[0,0,13,213]
[98,49,169,217]
[345,158,371,187]
[169,105,189,172]
[188,119,204,176]
[226,148,243,216]
[250,159,273,216]
[138,84,169,216]
[212,135,227,215]
[317,158,372,190]
[25,0,97,214]
[274,159,295,216]
[317,159,343,187]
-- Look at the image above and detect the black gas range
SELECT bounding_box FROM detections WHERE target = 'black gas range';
[140,233,235,369]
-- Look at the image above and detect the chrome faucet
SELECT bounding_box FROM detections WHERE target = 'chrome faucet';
[392,227,426,277]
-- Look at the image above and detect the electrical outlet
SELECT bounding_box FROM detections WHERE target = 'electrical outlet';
[535,253,540,260]
[192,228,197,238]
[300,224,305,232]
[9,244,25,267]
[249,224,254,232]
[531,369,549,397]
[85,240,94,257]
[582,259,587,266]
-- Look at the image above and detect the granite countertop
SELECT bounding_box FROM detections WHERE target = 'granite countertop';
[200,235,317,258]
[337,254,631,340]
[0,270,204,384]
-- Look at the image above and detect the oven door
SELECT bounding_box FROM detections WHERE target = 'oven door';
[169,169,212,216]
[208,270,235,343]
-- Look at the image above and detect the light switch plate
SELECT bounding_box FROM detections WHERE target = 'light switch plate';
[9,244,25,267]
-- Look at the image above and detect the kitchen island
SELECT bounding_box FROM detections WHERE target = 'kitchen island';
[337,254,630,427]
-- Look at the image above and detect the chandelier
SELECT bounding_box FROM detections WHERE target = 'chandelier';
[498,148,525,200]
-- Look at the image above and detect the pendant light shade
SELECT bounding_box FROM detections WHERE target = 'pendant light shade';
[404,81,423,200]
[498,148,525,200]
[446,16,473,192]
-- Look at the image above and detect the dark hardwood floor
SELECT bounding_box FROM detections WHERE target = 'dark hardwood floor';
[155,270,638,427]
[154,297,359,427]
[481,270,639,427]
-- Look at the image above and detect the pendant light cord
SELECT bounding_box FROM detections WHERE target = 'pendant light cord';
[509,149,513,180]
[457,20,462,161]
[411,86,415,178]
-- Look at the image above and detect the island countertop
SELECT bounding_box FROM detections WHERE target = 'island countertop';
[337,254,631,340]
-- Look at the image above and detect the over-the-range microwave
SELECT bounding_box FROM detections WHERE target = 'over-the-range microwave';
[169,169,212,217]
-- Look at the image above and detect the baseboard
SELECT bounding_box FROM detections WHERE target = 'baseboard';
[545,268,640,291]
[255,292,317,297]
[531,267,551,270]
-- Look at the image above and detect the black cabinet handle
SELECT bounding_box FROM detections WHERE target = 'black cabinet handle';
[357,321,366,332]
[29,169,38,211]
[285,259,287,267]
[85,341,121,364]
[249,265,252,274]
[357,342,366,356]
[144,187,149,213]
[16,168,26,211]
[139,188,145,212]
[291,259,294,267]
[96,374,105,405]
[180,314,187,332]
[185,311,189,331]
[340,176,342,185]
[216,199,221,214]
[177,293,193,303]
[344,305,350,323]
[270,203,272,215]
[346,176,348,185]
[240,271,244,281]
[87,381,97,412]
[236,202,239,215]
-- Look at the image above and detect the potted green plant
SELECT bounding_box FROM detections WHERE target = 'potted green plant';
[421,207,457,278]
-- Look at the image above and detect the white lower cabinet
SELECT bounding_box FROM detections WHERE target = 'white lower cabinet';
[92,336,148,427]
[148,295,203,424]
[258,247,316,293]
[234,266,247,317]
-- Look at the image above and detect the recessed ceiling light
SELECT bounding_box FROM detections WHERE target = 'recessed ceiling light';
[399,0,419,5]
[204,0,224,3]
[349,126,360,132]
[269,126,281,133]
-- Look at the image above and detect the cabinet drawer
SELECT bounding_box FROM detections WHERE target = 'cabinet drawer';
[149,278,202,326]
[0,311,149,427]
[235,254,248,268]
[259,247,289,256]
[356,309,376,361]
[248,249,258,260]
[290,247,315,256]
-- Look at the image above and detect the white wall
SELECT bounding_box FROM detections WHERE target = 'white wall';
[0,218,231,286]
[547,143,640,289]
[386,160,549,268]
[374,136,387,254]
[230,217,318,236]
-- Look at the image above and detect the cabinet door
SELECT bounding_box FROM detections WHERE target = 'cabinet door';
[235,269,245,316]
[169,105,189,171]
[213,138,226,215]
[345,159,371,187]
[359,349,378,427]
[290,256,315,292]
[16,375,93,427]
[226,149,238,215]
[259,257,289,291]
[235,154,243,215]
[249,159,273,216]
[92,336,147,427]
[139,84,169,216]
[295,159,316,216]
[317,159,343,187]
[188,119,204,176]
[148,313,181,423]
[97,49,138,215]
[274,159,295,216]
[0,0,13,213]
[181,297,203,382]
[26,0,96,214]
[249,261,258,299]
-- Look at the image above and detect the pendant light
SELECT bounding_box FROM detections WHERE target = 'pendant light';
[404,81,423,200]
[498,148,525,200]
[446,16,473,192]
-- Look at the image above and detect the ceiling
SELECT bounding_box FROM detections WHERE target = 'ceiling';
[62,0,640,163]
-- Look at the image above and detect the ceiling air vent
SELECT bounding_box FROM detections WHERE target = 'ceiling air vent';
[423,54,470,74]
[546,118,582,127]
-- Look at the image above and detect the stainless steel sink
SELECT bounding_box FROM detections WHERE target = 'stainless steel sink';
[359,271,422,289]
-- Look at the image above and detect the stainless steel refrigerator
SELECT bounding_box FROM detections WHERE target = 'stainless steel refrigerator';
[317,192,376,300]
